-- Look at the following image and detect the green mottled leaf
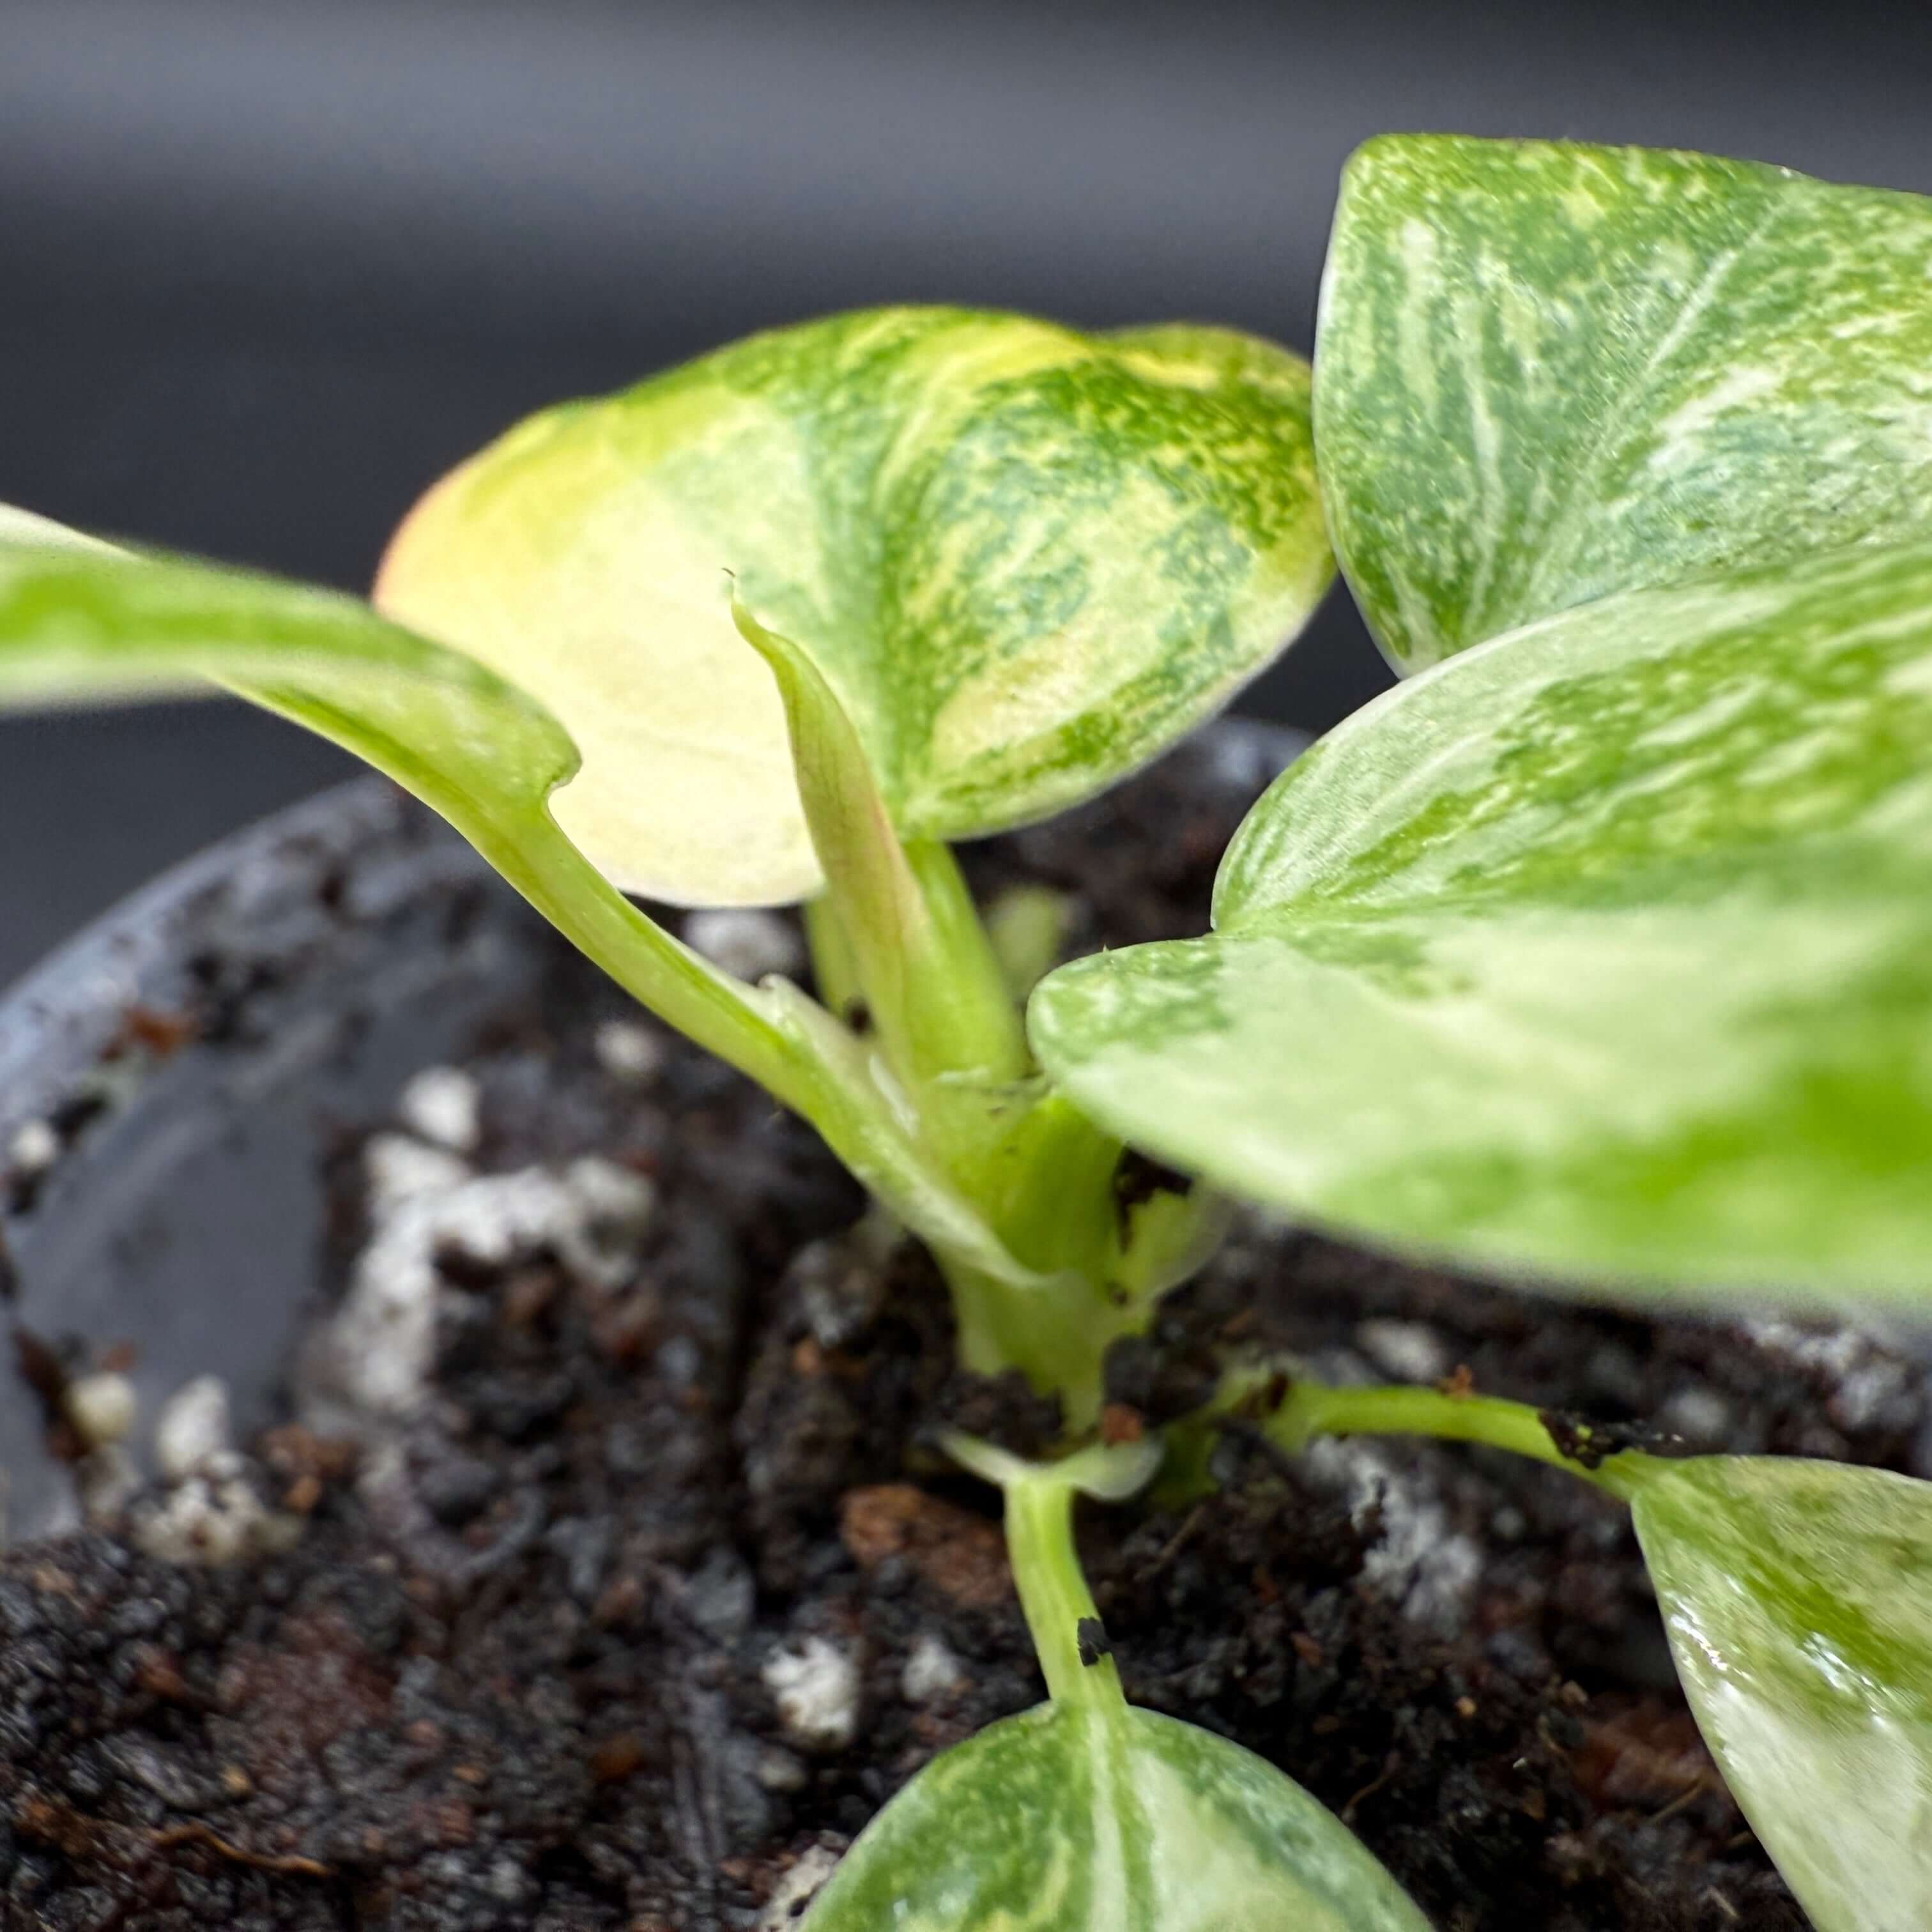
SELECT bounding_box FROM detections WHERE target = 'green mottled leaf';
[801,1697,1430,1932]
[1632,1457,1932,1932]
[376,306,1330,905]
[1029,537,1932,1302]
[1317,135,1932,671]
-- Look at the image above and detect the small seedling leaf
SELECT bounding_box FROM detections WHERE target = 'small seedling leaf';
[1030,537,1932,1303]
[1317,135,1932,672]
[1632,1457,1932,1932]
[376,307,1330,905]
[799,1697,1431,1932]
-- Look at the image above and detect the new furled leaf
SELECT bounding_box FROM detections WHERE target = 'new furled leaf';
[376,306,1330,905]
[1317,135,1932,670]
[1632,1457,1932,1932]
[1031,537,1932,1301]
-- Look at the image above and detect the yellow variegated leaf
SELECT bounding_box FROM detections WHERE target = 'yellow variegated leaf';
[376,307,1330,905]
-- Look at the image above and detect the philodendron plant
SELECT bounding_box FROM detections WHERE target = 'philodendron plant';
[4,134,1932,1929]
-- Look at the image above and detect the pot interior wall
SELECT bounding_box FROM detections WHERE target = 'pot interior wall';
[0,778,548,1542]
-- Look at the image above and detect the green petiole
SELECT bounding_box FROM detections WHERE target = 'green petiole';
[942,1430,1162,1705]
[1266,1379,1666,1503]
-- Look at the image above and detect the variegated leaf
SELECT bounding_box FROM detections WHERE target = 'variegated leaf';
[376,307,1330,905]
[0,525,575,790]
[1317,135,1932,670]
[1029,537,1932,1301]
[1632,1457,1932,1932]
[801,1697,1430,1931]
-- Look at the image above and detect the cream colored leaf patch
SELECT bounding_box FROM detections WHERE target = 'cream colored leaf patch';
[376,307,1330,905]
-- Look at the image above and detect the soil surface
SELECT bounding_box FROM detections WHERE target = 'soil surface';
[4,731,1920,1931]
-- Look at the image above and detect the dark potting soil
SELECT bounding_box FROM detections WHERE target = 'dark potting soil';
[3,731,1915,1932]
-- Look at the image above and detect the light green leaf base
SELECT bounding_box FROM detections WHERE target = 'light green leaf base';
[377,306,1331,905]
[1633,1457,1932,1932]
[800,1699,1432,1932]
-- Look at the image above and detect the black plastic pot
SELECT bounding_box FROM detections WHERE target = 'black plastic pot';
[0,776,564,1543]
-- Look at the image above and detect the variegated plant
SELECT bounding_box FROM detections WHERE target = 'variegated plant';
[6,141,1932,1929]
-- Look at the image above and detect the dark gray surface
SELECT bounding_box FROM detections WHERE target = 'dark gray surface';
[0,776,529,1542]
[5,0,1932,986]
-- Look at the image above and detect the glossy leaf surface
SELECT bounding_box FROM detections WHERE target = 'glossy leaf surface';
[1030,537,1932,1301]
[376,307,1330,905]
[802,1698,1430,1932]
[1632,1457,1932,1932]
[1317,135,1932,671]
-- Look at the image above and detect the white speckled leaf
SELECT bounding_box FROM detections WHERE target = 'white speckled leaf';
[1317,135,1932,670]
[376,307,1330,905]
[801,1698,1430,1932]
[1632,1457,1932,1932]
[1029,537,1932,1302]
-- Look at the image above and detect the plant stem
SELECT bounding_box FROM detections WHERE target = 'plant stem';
[1006,1470,1117,1705]
[1268,1381,1664,1502]
[943,1432,1160,1706]
[802,891,866,1029]
[936,1251,1121,1432]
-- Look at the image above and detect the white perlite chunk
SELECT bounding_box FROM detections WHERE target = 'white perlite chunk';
[7,1117,58,1176]
[1658,1386,1733,1444]
[155,1375,233,1480]
[900,1632,965,1705]
[1301,1437,1482,1632]
[324,1142,655,1416]
[594,1018,668,1084]
[1741,1316,1921,1432]
[755,1745,809,1793]
[397,1066,482,1152]
[763,1637,860,1754]
[363,1131,473,1219]
[130,1454,300,1567]
[684,908,804,981]
[1354,1319,1451,1386]
[754,1843,843,1929]
[63,1372,138,1449]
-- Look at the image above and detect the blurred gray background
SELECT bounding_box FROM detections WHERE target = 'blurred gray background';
[5,0,1931,983]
